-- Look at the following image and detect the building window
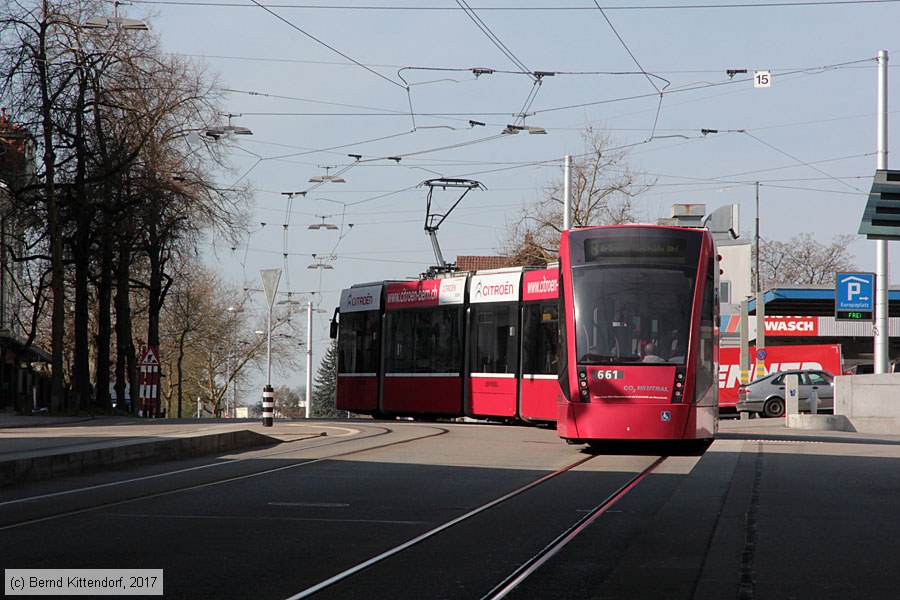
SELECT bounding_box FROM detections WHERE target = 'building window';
[720,280,732,304]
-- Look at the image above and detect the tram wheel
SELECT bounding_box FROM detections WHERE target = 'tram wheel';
[763,397,785,418]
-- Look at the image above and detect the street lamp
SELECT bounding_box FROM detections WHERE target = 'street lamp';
[204,114,253,139]
[225,306,244,417]
[308,216,338,230]
[83,1,149,30]
[309,166,346,183]
[308,254,335,270]
[502,124,547,135]
[305,301,327,419]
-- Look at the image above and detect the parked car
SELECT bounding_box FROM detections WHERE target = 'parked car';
[736,369,835,418]
[845,362,899,375]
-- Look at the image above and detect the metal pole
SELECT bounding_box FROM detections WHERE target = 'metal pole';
[740,299,750,385]
[875,49,889,374]
[306,301,313,419]
[266,302,273,387]
[563,155,572,230]
[756,291,767,380]
[262,303,274,427]
[755,182,760,295]
[754,181,766,380]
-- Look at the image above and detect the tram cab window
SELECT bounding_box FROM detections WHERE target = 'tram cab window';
[572,266,694,365]
[338,311,379,374]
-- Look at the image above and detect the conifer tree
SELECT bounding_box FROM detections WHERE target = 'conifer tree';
[311,340,342,417]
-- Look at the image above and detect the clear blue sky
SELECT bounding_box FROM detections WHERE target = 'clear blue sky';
[128,0,900,391]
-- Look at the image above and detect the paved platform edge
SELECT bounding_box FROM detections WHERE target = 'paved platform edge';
[785,413,900,434]
[0,430,282,487]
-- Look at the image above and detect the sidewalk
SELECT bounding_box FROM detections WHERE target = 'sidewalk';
[0,413,294,486]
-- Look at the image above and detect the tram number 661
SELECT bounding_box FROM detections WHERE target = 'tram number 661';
[595,369,624,380]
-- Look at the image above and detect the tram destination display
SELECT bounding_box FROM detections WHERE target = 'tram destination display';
[584,236,687,263]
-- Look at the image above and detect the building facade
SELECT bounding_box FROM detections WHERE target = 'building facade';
[0,112,50,412]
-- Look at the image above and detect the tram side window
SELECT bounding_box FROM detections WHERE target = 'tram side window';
[522,302,559,375]
[471,304,518,374]
[694,273,716,402]
[428,308,463,373]
[337,312,380,374]
[386,312,416,373]
[386,308,463,374]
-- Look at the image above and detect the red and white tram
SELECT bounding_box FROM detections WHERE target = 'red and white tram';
[381,276,467,418]
[333,268,561,423]
[556,225,719,444]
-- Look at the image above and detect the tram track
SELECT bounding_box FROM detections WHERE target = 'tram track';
[482,455,666,600]
[286,453,669,600]
[0,423,449,529]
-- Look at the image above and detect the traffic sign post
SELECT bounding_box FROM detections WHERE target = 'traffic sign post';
[835,272,875,321]
[754,347,767,380]
[139,347,161,418]
[260,268,282,427]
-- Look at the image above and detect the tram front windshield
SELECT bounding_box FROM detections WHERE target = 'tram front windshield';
[572,265,695,365]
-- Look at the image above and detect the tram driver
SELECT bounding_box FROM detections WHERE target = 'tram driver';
[641,342,666,363]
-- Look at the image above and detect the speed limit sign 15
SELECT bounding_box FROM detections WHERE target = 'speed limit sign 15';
[754,71,771,88]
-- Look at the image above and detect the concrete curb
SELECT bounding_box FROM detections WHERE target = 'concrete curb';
[0,429,281,487]
[786,413,900,434]
[786,413,854,431]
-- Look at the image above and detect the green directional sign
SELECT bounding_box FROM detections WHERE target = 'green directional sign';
[859,169,900,240]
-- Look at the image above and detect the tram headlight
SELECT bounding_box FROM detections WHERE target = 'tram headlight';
[673,368,686,402]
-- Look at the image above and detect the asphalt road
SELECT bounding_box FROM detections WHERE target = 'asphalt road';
[3,418,899,600]
[4,422,636,599]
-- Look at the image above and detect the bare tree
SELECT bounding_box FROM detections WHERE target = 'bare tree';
[160,263,304,418]
[756,233,857,286]
[275,386,304,419]
[90,37,243,412]
[503,125,653,263]
[1,1,247,413]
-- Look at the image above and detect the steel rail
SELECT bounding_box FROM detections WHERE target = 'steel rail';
[482,455,668,600]
[284,453,598,600]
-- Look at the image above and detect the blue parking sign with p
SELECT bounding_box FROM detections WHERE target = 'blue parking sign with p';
[835,272,874,321]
